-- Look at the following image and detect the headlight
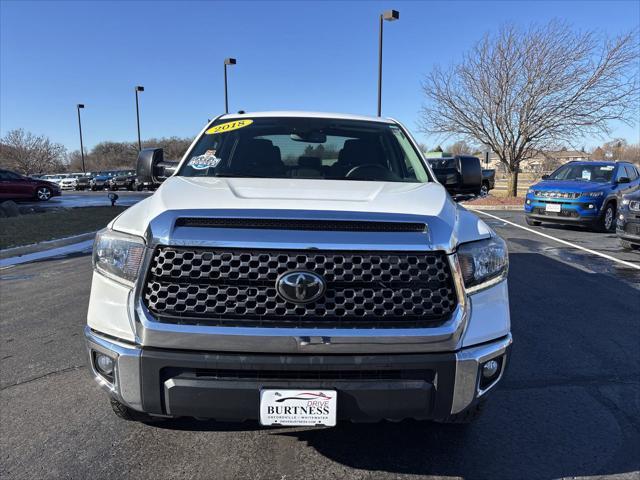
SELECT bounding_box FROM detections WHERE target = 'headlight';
[457,236,508,293]
[93,229,145,286]
[585,191,604,197]
[527,187,534,195]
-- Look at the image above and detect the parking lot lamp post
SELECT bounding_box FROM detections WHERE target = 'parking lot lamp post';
[224,58,237,114]
[135,86,144,151]
[377,9,399,117]
[77,104,85,173]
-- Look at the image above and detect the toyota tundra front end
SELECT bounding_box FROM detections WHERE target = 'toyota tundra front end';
[85,112,511,426]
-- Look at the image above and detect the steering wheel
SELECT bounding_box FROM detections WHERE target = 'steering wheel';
[345,164,397,181]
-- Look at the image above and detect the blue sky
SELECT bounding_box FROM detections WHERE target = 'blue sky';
[1,0,639,152]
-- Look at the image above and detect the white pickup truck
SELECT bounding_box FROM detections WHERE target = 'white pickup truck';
[85,111,511,426]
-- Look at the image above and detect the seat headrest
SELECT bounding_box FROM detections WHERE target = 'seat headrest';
[234,139,282,168]
[337,139,382,166]
[298,156,322,169]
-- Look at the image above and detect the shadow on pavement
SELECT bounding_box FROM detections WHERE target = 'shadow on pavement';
[150,252,640,479]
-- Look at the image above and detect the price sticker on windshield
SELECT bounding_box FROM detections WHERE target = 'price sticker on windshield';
[581,169,591,181]
[206,119,253,135]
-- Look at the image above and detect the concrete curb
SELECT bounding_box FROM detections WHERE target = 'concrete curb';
[0,231,97,259]
[463,204,523,211]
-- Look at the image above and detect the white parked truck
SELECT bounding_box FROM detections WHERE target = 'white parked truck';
[86,112,511,426]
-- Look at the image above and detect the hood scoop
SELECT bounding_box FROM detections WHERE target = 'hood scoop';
[175,217,428,233]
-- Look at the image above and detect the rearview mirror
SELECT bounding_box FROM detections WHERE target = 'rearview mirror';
[542,174,550,180]
[136,148,179,184]
[617,176,630,184]
[290,131,326,143]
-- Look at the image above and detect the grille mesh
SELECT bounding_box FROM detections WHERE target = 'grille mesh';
[534,191,581,199]
[143,247,457,328]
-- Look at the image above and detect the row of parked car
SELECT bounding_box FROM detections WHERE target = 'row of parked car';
[31,170,157,192]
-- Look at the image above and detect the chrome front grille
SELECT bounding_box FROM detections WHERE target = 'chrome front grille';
[143,247,457,328]
[534,191,581,199]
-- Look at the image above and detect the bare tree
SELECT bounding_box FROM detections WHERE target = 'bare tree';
[446,140,478,156]
[66,137,193,172]
[0,129,67,174]
[419,21,639,196]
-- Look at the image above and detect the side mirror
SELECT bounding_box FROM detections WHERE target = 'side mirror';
[541,174,550,180]
[443,156,482,197]
[136,148,179,184]
[617,176,630,184]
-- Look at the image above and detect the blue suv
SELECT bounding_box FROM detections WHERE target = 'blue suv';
[524,161,640,232]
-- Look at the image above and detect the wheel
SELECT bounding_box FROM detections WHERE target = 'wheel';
[110,398,138,420]
[136,184,144,191]
[35,186,52,201]
[595,203,616,232]
[435,399,486,424]
[110,399,165,423]
[620,239,638,250]
[525,217,541,226]
[480,183,489,196]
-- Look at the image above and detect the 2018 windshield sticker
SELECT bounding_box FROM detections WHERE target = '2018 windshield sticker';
[188,151,221,170]
[206,119,253,135]
[600,166,614,171]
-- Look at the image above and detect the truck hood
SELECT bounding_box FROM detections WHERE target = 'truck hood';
[111,176,492,251]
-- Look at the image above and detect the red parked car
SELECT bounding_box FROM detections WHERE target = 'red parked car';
[0,169,62,201]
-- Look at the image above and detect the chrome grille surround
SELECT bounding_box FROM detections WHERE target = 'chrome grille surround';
[534,191,580,199]
[131,208,472,354]
[143,247,457,328]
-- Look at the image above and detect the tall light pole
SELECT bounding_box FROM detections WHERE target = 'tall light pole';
[135,85,144,151]
[377,9,399,117]
[76,104,86,173]
[224,57,237,114]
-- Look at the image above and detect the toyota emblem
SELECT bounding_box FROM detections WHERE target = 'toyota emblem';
[276,271,326,304]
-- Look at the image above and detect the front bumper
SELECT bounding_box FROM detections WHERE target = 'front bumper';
[85,326,512,421]
[524,196,603,224]
[616,214,640,244]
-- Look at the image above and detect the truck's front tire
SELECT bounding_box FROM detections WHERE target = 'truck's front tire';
[110,399,165,423]
[110,398,139,420]
[435,399,486,424]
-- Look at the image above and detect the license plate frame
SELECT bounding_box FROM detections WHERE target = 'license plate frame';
[545,203,562,213]
[259,389,337,427]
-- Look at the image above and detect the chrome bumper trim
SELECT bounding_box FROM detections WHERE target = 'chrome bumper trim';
[84,326,143,411]
[451,333,512,414]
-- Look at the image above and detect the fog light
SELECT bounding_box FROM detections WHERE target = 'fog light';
[95,353,114,375]
[619,214,624,221]
[588,204,594,209]
[482,359,499,378]
[526,199,531,205]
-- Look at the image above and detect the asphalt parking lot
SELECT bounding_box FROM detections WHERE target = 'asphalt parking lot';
[1,208,638,480]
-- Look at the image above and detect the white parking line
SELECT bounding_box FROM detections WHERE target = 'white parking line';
[477,210,640,271]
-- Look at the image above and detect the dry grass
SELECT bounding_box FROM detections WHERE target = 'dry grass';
[0,206,126,249]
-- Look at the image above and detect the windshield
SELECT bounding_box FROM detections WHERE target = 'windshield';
[549,164,615,183]
[178,117,430,183]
